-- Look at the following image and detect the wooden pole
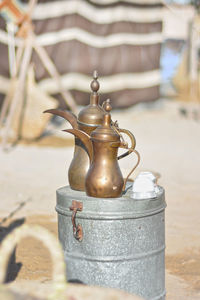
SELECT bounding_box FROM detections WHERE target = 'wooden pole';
[1,36,33,149]
[0,43,24,126]
[34,43,77,113]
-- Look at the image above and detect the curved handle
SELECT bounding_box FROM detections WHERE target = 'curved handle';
[0,224,66,299]
[70,200,83,242]
[122,149,141,191]
[110,127,140,191]
[115,128,136,160]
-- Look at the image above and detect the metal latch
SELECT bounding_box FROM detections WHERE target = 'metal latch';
[70,200,83,242]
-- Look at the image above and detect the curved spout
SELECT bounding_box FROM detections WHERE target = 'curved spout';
[43,109,78,129]
[63,129,93,162]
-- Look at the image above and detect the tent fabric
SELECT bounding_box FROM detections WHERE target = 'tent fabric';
[0,0,163,108]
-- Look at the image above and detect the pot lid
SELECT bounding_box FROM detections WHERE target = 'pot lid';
[91,100,120,142]
[78,71,105,126]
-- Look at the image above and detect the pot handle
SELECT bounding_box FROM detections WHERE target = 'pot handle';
[111,133,140,191]
[121,148,140,191]
[113,127,136,160]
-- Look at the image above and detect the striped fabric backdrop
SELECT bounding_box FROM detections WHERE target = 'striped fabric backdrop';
[0,0,163,108]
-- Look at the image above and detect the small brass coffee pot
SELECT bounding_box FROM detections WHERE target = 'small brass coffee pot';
[64,102,140,198]
[44,71,105,191]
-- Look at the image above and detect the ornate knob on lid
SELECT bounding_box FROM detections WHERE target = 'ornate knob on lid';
[104,99,112,113]
[90,70,100,93]
[103,99,112,127]
[78,70,104,125]
[91,98,119,141]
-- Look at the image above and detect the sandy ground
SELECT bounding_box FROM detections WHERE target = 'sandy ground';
[0,99,200,299]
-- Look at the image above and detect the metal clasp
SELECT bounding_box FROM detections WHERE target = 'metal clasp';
[70,200,83,242]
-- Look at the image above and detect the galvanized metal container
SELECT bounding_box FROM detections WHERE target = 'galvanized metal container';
[56,185,166,300]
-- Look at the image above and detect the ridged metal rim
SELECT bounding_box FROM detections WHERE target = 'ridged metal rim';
[55,204,166,220]
[150,291,166,300]
[77,120,99,127]
[65,245,166,262]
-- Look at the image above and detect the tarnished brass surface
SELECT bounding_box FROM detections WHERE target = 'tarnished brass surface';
[63,129,92,162]
[44,71,140,195]
[44,71,105,191]
[86,102,134,198]
[65,102,139,198]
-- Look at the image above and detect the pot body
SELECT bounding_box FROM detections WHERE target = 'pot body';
[85,141,124,198]
[56,185,166,300]
[68,123,95,191]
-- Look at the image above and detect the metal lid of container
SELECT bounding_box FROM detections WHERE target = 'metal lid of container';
[78,71,105,126]
[56,185,166,220]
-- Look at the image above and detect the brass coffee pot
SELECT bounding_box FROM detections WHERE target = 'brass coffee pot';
[63,102,140,198]
[44,71,105,191]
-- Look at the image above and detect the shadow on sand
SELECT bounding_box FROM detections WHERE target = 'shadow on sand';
[0,218,25,283]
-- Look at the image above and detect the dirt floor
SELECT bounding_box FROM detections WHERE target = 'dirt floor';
[0,99,200,299]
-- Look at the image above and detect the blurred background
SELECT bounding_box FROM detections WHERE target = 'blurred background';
[0,1,200,299]
[0,0,200,143]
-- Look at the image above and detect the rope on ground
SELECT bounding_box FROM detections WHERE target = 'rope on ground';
[0,224,67,300]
